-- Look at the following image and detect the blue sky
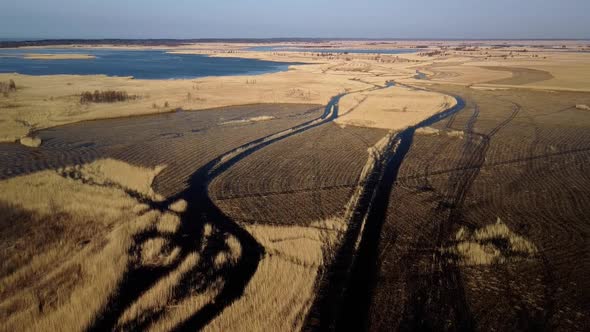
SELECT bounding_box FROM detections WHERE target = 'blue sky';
[1,0,589,39]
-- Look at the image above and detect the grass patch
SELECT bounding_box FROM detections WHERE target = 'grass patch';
[19,136,42,147]
[204,218,343,331]
[0,79,16,97]
[220,115,276,126]
[446,217,538,266]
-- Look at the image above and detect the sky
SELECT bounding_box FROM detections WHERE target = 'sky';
[1,0,589,40]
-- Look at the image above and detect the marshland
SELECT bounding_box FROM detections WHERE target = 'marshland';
[1,1,589,331]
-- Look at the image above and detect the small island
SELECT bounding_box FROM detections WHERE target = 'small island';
[23,53,96,60]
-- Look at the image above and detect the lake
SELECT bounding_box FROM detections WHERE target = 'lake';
[0,48,299,79]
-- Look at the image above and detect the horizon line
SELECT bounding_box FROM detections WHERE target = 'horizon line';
[1,37,589,42]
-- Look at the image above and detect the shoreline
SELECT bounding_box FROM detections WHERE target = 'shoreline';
[1,41,589,144]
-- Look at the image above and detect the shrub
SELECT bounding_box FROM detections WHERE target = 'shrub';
[0,79,17,96]
[80,90,137,104]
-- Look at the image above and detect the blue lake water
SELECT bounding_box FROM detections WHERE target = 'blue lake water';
[247,46,417,54]
[0,48,299,79]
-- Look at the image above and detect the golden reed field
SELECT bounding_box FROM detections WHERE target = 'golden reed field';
[1,39,589,331]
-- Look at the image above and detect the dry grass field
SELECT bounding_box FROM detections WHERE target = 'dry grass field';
[1,40,590,331]
[336,85,456,130]
[0,159,169,331]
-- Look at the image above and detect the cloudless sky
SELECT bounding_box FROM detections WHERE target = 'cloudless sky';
[1,0,589,39]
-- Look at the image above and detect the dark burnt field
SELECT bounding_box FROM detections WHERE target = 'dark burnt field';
[210,123,387,225]
[364,86,590,331]
[0,103,323,196]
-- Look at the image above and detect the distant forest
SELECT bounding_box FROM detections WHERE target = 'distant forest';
[2,38,586,48]
[0,38,358,48]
